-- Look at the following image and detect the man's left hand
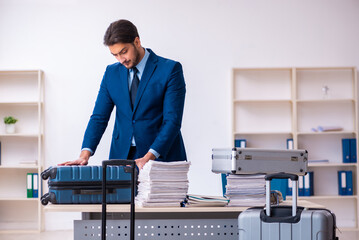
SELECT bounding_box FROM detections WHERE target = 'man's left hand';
[135,151,156,170]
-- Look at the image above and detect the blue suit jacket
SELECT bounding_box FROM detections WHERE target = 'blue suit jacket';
[82,49,187,161]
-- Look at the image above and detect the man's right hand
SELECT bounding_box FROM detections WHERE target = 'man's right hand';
[58,150,91,166]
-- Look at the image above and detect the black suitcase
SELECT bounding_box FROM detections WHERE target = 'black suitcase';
[102,160,136,240]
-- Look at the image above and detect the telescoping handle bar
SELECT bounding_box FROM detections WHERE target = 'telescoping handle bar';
[102,160,136,240]
[265,173,298,217]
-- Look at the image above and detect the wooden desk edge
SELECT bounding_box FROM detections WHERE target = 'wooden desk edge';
[43,200,323,212]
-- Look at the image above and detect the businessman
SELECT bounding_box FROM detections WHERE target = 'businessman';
[59,19,187,169]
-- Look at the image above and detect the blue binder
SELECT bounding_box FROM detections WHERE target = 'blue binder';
[32,173,39,198]
[342,139,351,163]
[287,178,292,196]
[221,173,227,197]
[346,171,353,195]
[235,139,247,148]
[350,139,357,163]
[286,139,294,150]
[271,179,287,200]
[338,171,353,195]
[304,172,314,196]
[298,176,304,196]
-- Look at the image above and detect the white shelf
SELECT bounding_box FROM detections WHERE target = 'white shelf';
[296,98,355,103]
[0,133,41,137]
[0,70,43,232]
[339,227,359,232]
[308,163,357,168]
[292,195,358,201]
[0,101,41,105]
[232,67,358,230]
[0,197,39,201]
[234,132,292,135]
[0,165,39,169]
[234,99,292,103]
[297,131,356,136]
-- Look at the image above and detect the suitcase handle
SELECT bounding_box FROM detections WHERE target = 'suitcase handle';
[265,172,298,181]
[265,172,298,217]
[102,160,136,240]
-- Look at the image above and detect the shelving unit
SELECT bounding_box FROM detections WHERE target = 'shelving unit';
[0,70,43,233]
[232,67,358,231]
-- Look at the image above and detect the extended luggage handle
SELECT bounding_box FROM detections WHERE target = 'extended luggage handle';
[265,173,298,217]
[102,160,136,240]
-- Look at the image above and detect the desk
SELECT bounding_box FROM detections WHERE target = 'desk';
[45,201,323,240]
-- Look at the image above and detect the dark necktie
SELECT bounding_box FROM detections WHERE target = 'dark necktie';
[130,67,139,109]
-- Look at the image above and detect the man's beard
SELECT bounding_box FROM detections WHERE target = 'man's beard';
[131,45,141,68]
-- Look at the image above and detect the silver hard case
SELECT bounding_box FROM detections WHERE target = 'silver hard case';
[212,148,308,175]
[238,174,337,240]
[238,208,337,240]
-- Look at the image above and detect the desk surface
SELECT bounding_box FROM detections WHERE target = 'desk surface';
[43,200,323,213]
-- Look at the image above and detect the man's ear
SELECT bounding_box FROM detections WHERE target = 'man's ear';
[134,37,141,47]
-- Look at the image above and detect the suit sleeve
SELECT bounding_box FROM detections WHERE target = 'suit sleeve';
[81,68,114,154]
[150,62,186,157]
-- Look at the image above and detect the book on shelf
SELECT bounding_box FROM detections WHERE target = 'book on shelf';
[0,141,1,165]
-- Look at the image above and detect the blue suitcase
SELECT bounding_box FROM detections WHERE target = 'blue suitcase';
[40,165,134,205]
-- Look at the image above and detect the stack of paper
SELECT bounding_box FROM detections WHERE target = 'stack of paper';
[184,194,229,207]
[135,160,190,207]
[225,174,266,207]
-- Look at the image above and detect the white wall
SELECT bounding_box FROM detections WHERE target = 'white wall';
[1,0,359,230]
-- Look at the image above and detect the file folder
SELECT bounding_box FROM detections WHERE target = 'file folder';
[342,139,351,163]
[350,139,357,163]
[285,138,294,197]
[287,138,294,150]
[338,171,353,195]
[338,171,346,195]
[298,175,304,196]
[304,173,310,196]
[235,139,247,148]
[346,171,353,195]
[33,173,39,198]
[287,178,292,196]
[27,173,33,198]
[221,173,227,197]
[309,172,314,196]
[304,172,314,196]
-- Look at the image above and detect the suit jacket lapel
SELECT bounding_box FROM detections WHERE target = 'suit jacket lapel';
[133,50,158,113]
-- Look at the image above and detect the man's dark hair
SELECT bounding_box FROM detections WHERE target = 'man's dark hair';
[103,19,139,46]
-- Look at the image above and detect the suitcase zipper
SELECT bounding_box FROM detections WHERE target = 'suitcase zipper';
[48,180,132,188]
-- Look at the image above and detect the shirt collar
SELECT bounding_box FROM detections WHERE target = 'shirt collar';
[133,48,149,77]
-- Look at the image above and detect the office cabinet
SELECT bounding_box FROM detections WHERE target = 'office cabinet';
[232,67,358,231]
[0,70,44,233]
